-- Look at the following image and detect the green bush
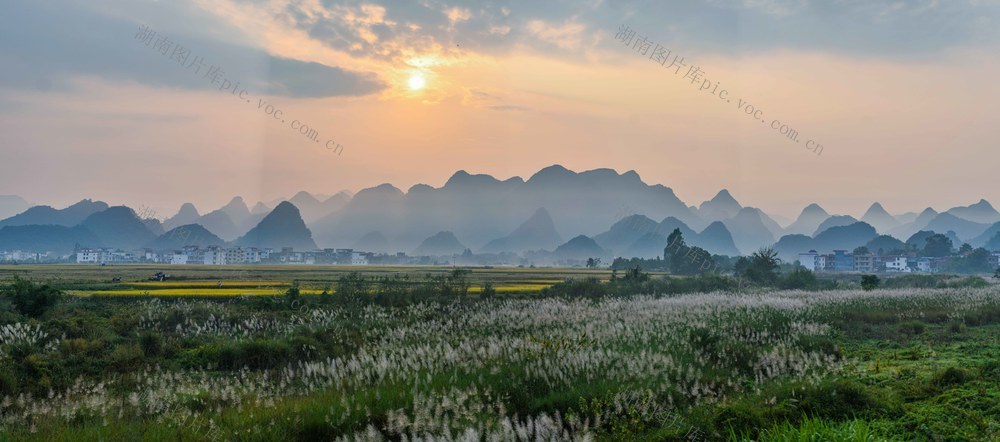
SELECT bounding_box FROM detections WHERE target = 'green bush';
[1,277,62,318]
[931,367,970,387]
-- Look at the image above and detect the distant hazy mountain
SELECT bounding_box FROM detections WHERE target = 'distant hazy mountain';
[286,191,351,223]
[622,232,669,259]
[772,234,814,262]
[413,231,466,256]
[945,199,1000,224]
[553,235,607,261]
[784,204,830,236]
[479,208,563,253]
[921,213,991,242]
[148,224,225,250]
[906,230,961,250]
[311,183,406,248]
[309,165,703,250]
[984,232,1000,251]
[0,196,30,220]
[0,199,108,228]
[813,215,858,236]
[79,206,157,249]
[888,207,939,239]
[698,190,742,221]
[970,222,1000,248]
[752,208,786,239]
[594,214,739,257]
[697,221,741,256]
[234,202,317,250]
[353,231,390,253]
[593,215,664,255]
[866,235,907,255]
[0,225,98,253]
[723,208,776,254]
[220,197,253,230]
[142,218,165,236]
[163,203,200,231]
[895,212,919,225]
[812,222,878,252]
[860,203,900,233]
[250,202,271,215]
[196,210,241,242]
[773,222,877,261]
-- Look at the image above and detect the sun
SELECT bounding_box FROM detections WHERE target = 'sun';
[407,74,426,91]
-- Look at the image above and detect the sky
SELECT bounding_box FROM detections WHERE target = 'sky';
[1,0,998,220]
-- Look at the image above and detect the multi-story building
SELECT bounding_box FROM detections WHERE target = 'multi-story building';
[76,248,103,264]
[202,246,226,265]
[853,253,875,273]
[915,257,933,272]
[831,250,854,272]
[224,247,246,264]
[884,256,909,272]
[798,250,826,272]
[351,251,369,265]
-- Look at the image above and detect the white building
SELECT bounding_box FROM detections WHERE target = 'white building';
[797,250,826,272]
[351,251,369,265]
[170,253,188,265]
[884,256,910,272]
[77,249,102,264]
[202,246,226,265]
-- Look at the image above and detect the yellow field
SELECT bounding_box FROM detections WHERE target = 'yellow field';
[0,265,620,298]
[88,288,325,297]
[127,281,286,288]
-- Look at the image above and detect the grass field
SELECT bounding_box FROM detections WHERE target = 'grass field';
[0,264,615,298]
[0,266,996,440]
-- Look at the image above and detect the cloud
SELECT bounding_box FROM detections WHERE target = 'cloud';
[0,1,385,98]
[246,0,999,62]
[526,19,587,50]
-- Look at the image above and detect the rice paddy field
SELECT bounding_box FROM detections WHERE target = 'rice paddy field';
[0,265,997,440]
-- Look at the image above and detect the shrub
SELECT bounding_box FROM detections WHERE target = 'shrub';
[860,275,880,291]
[1,277,62,318]
[897,320,925,336]
[931,367,970,387]
[138,331,163,357]
[781,268,819,290]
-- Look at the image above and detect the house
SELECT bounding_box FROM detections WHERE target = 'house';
[202,246,226,265]
[798,250,826,272]
[884,256,909,272]
[915,257,933,273]
[831,250,854,272]
[853,253,875,273]
[351,251,369,265]
[225,247,246,264]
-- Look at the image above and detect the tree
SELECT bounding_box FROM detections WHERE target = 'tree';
[448,268,471,297]
[923,234,953,257]
[662,228,715,275]
[1,276,62,318]
[994,267,1000,280]
[781,268,818,290]
[671,246,714,275]
[965,248,992,273]
[740,248,780,286]
[853,246,870,256]
[958,243,973,254]
[586,257,601,268]
[861,274,880,291]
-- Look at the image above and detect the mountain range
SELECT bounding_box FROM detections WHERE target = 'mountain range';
[1,165,998,262]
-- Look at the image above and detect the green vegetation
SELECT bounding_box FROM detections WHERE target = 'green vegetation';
[861,274,880,291]
[0,267,996,440]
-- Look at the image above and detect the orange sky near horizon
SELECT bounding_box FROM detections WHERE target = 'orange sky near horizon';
[1,0,998,220]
